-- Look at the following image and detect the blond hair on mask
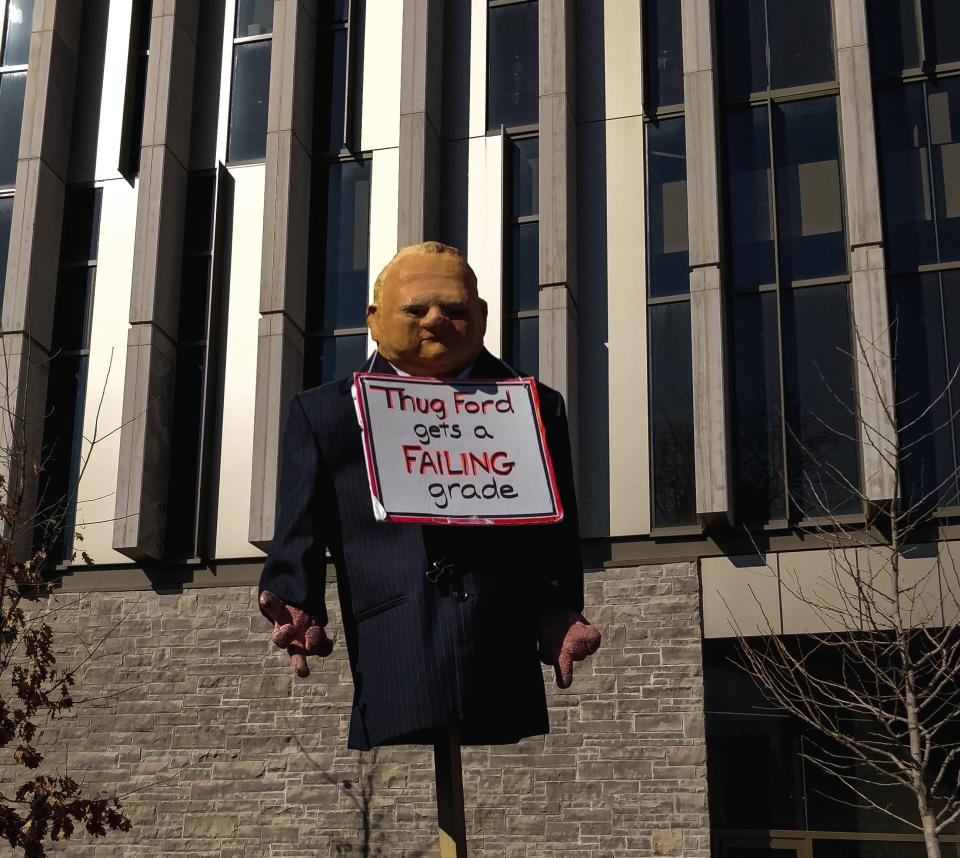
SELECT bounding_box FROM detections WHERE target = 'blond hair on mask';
[372,242,475,306]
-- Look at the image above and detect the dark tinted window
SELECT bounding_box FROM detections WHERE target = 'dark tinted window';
[766,0,834,91]
[59,187,102,263]
[509,137,538,218]
[487,1,538,130]
[304,332,369,388]
[0,195,13,301]
[732,292,785,521]
[647,117,688,298]
[719,0,834,99]
[510,315,538,377]
[891,273,960,509]
[50,267,94,351]
[773,98,846,284]
[780,284,859,517]
[235,0,272,37]
[719,0,768,100]
[649,300,696,528]
[866,0,919,76]
[508,222,538,313]
[305,160,372,332]
[228,40,271,162]
[727,106,776,292]
[316,25,348,154]
[2,0,34,65]
[931,0,960,65]
[877,79,960,272]
[644,0,683,110]
[0,71,27,187]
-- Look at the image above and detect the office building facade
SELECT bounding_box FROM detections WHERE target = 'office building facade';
[1,0,959,854]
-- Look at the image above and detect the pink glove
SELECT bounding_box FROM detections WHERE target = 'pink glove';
[538,609,601,689]
[259,590,333,678]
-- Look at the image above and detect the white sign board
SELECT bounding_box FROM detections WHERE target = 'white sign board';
[353,373,564,525]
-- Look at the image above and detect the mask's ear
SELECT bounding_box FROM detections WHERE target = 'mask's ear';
[366,304,380,343]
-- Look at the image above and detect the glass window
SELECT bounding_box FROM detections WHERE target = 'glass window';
[509,137,538,218]
[732,292,785,521]
[647,117,689,298]
[867,0,920,76]
[312,160,372,331]
[304,332,369,388]
[0,70,26,188]
[2,0,34,66]
[228,41,271,162]
[649,301,696,528]
[780,284,860,518]
[0,195,12,301]
[315,25,348,154]
[235,0,272,37]
[59,187,102,263]
[719,0,834,100]
[727,106,776,292]
[877,79,960,272]
[487,1,538,130]
[510,316,538,377]
[773,98,846,284]
[765,0,834,92]
[509,221,539,313]
[931,0,960,66]
[644,0,683,111]
[891,273,960,509]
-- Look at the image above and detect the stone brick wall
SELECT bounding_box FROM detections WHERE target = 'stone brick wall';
[2,562,709,857]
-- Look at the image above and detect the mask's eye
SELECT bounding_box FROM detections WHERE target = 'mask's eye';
[442,304,469,320]
[403,304,428,318]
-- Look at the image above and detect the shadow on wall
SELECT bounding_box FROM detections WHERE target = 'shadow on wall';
[575,0,611,537]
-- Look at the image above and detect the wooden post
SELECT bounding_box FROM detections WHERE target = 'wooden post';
[434,727,468,857]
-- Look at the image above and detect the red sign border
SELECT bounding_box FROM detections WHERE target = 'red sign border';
[353,372,565,526]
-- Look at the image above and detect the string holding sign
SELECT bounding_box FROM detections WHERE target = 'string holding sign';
[353,373,564,526]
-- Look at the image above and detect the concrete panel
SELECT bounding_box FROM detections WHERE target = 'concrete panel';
[112,322,177,559]
[266,0,315,152]
[215,165,266,559]
[2,158,65,350]
[837,45,883,248]
[359,0,402,152]
[779,547,864,635]
[18,27,79,178]
[466,134,503,358]
[691,268,730,519]
[468,0,486,137]
[0,332,51,560]
[939,541,960,628]
[854,543,944,630]
[398,111,440,246]
[681,0,712,73]
[575,0,642,123]
[850,245,895,503]
[539,93,576,290]
[129,145,189,336]
[539,285,578,441]
[833,0,869,49]
[260,129,311,325]
[73,179,137,566]
[702,553,781,638]
[684,71,720,268]
[248,313,304,548]
[140,7,198,167]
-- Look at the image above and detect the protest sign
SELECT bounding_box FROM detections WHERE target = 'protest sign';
[353,373,564,525]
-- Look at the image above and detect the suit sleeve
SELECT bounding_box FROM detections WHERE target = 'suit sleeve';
[541,389,585,613]
[258,393,330,626]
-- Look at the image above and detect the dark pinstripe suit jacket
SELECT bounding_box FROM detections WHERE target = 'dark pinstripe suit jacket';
[259,349,584,750]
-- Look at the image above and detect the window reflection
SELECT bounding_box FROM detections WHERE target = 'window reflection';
[487,1,538,131]
[2,0,34,65]
[649,302,696,528]
[228,41,271,162]
[647,117,689,298]
[644,0,683,111]
[0,71,27,188]
[0,196,11,304]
